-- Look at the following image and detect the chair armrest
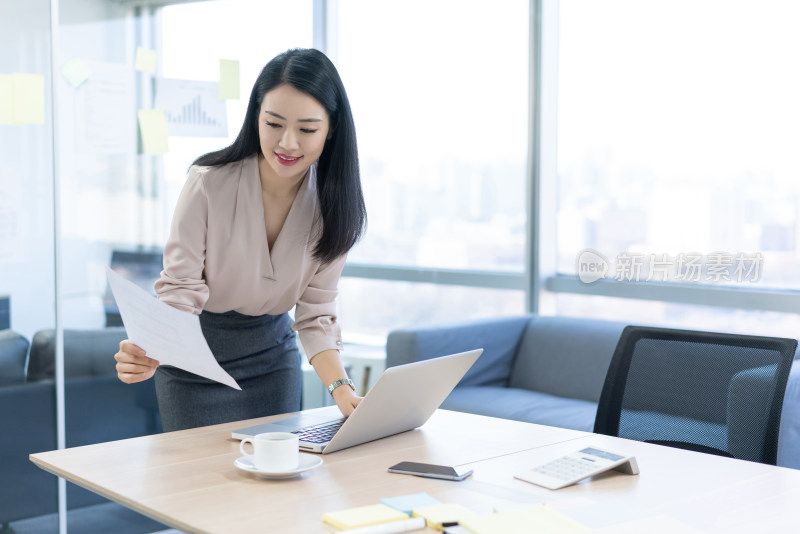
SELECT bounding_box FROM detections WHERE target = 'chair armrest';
[0,329,29,386]
[386,315,534,388]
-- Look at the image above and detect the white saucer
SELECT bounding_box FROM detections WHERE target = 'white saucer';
[234,453,323,479]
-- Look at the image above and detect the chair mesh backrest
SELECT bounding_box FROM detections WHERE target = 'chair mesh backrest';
[594,326,796,465]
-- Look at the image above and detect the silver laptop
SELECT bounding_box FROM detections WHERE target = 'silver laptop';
[231,349,482,454]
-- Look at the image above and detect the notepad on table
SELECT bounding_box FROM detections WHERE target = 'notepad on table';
[322,503,408,530]
[458,505,588,534]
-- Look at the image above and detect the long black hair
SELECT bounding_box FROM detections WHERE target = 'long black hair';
[194,48,366,264]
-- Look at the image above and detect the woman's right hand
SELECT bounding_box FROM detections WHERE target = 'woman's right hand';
[115,340,160,383]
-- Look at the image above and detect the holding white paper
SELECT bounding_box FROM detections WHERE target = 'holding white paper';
[105,267,241,390]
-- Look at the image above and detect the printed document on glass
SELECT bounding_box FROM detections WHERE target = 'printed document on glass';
[105,267,241,390]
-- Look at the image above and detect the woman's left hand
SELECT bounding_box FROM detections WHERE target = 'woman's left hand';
[309,348,364,417]
[332,386,362,417]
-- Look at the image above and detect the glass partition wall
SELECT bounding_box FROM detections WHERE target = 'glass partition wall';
[0,1,58,532]
[56,0,312,532]
[55,1,170,531]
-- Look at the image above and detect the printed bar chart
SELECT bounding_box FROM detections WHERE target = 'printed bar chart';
[155,78,227,137]
[165,95,220,128]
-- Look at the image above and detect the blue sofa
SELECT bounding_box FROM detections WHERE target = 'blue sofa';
[385,314,800,469]
[0,327,163,529]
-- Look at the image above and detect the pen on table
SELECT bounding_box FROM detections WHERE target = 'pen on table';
[338,517,427,534]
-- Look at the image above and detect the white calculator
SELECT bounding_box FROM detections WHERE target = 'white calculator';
[514,446,639,490]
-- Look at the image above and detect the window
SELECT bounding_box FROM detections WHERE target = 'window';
[336,0,529,272]
[549,0,800,336]
[334,0,530,336]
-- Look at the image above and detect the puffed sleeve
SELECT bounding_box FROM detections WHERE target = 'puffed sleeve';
[154,167,210,314]
[293,254,347,360]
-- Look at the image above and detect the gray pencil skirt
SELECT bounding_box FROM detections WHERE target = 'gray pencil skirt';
[154,310,302,432]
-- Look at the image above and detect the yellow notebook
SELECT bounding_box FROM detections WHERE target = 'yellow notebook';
[459,505,589,534]
[322,503,408,530]
[412,503,477,530]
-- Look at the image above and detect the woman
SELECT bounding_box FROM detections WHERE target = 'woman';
[114,48,367,431]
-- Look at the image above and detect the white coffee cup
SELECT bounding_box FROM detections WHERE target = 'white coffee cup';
[239,432,299,472]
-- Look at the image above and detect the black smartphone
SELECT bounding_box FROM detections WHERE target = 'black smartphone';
[387,461,473,481]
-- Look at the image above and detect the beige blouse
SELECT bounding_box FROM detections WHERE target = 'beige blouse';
[154,155,345,360]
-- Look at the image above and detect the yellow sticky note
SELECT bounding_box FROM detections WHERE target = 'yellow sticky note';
[12,73,45,124]
[0,75,12,124]
[61,57,91,87]
[218,59,239,100]
[459,505,589,534]
[322,504,408,530]
[412,503,477,529]
[137,109,169,154]
[135,47,157,74]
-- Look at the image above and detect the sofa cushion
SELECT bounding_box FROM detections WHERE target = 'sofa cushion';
[386,315,533,388]
[510,316,628,403]
[27,327,127,381]
[0,329,29,386]
[0,380,58,522]
[442,386,598,432]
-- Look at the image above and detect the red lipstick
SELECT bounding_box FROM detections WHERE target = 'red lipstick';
[275,152,302,166]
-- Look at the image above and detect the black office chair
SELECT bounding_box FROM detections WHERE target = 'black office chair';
[594,325,797,465]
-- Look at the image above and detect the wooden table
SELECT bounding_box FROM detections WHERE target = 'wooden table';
[30,408,800,533]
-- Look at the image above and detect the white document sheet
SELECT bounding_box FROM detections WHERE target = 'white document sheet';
[105,267,241,390]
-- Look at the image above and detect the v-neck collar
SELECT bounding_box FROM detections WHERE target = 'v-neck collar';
[249,156,315,281]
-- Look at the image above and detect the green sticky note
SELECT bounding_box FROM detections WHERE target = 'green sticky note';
[12,73,45,124]
[0,75,12,124]
[218,59,240,100]
[61,57,91,87]
[135,47,157,74]
[137,109,169,154]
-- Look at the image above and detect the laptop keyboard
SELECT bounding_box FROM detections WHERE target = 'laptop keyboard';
[291,419,345,443]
